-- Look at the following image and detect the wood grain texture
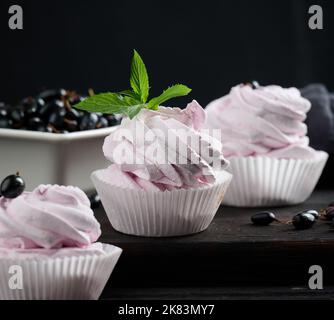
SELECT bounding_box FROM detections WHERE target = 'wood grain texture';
[96,190,334,298]
[101,286,334,300]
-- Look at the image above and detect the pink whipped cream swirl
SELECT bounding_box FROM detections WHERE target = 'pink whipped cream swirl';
[102,100,229,191]
[0,185,101,250]
[206,84,318,159]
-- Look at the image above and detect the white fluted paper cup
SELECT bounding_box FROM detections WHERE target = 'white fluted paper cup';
[91,170,232,237]
[223,151,328,207]
[0,244,122,300]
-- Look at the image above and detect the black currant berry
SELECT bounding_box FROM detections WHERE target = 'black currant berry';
[302,209,320,220]
[89,193,101,209]
[80,113,99,130]
[292,213,315,230]
[48,108,66,128]
[66,109,81,121]
[64,119,78,132]
[0,89,120,134]
[39,100,64,120]
[38,102,54,119]
[104,114,119,126]
[10,108,25,125]
[27,117,44,130]
[38,89,66,102]
[244,81,260,89]
[21,96,34,107]
[0,174,25,199]
[70,95,85,106]
[0,108,7,117]
[251,212,276,226]
[25,104,38,118]
[0,116,12,129]
[324,207,334,221]
[96,116,109,129]
[21,97,39,117]
[35,125,48,132]
[36,125,53,133]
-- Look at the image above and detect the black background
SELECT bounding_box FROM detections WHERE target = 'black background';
[0,0,333,186]
[0,0,333,106]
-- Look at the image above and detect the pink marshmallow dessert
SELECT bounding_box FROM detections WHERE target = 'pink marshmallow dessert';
[206,83,328,207]
[91,101,232,236]
[0,185,122,300]
[73,50,234,237]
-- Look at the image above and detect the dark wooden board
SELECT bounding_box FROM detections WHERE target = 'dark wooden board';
[102,286,334,300]
[96,190,334,298]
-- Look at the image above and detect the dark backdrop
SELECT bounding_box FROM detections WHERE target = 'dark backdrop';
[0,0,334,106]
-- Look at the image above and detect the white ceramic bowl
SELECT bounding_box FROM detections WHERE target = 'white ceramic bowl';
[0,127,117,191]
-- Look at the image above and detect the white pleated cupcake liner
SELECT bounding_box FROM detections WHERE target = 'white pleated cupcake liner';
[91,170,232,237]
[223,151,328,207]
[0,244,122,300]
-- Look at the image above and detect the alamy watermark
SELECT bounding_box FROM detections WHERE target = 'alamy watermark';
[7,4,324,31]
[107,127,225,175]
[2,263,326,292]
[308,265,323,290]
[8,5,23,30]
[8,265,23,290]
[308,5,323,30]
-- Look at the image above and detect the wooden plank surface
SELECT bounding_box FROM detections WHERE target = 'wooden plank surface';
[101,286,334,300]
[98,190,334,244]
[96,190,334,298]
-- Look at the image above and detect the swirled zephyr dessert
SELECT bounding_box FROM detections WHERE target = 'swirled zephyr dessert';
[0,178,122,300]
[102,100,228,191]
[205,83,328,207]
[92,101,232,236]
[75,50,232,237]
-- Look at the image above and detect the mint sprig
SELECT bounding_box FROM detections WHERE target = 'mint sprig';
[130,50,149,103]
[74,50,192,119]
[147,84,192,110]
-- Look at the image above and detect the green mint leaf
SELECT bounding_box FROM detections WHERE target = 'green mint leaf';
[118,90,141,102]
[74,93,128,114]
[74,50,191,120]
[122,96,145,119]
[75,92,144,119]
[147,84,192,109]
[123,95,141,106]
[130,50,149,103]
[125,104,145,119]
